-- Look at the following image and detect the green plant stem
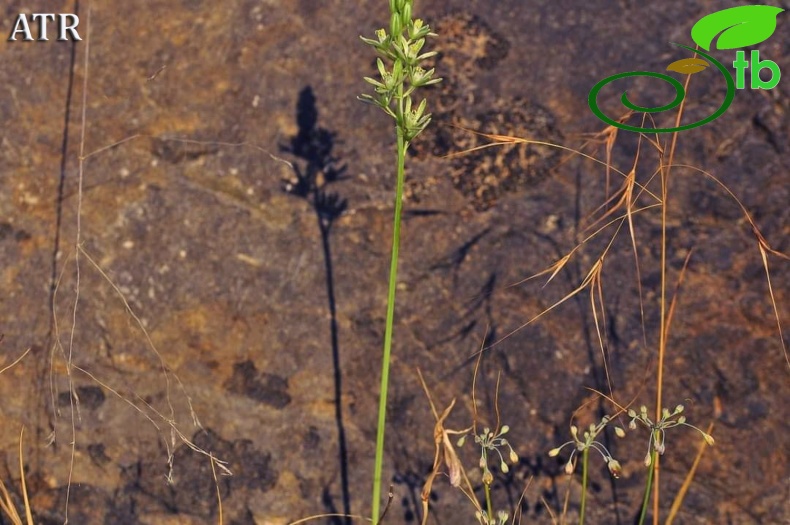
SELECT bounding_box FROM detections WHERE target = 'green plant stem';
[484,482,494,523]
[371,124,407,524]
[580,448,589,525]
[638,446,659,525]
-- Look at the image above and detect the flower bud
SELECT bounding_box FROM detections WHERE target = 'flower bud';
[607,459,622,479]
[482,468,494,485]
[400,2,412,27]
[390,13,401,37]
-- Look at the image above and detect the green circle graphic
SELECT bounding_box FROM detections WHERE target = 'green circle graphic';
[588,43,735,133]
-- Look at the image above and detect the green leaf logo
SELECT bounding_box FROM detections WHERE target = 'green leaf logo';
[691,5,785,51]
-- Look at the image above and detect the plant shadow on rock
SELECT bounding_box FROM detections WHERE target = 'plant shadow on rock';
[279,85,351,525]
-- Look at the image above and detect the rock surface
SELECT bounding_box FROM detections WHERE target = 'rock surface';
[0,1,788,524]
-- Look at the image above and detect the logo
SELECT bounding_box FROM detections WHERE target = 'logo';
[589,5,785,133]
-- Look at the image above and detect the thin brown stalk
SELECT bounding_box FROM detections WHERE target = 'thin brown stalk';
[654,62,694,525]
[18,428,32,525]
[664,249,694,343]
[210,452,223,525]
[287,513,370,525]
[63,2,93,518]
[0,348,31,376]
[512,476,533,525]
[665,422,715,524]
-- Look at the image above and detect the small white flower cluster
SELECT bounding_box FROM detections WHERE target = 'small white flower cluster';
[548,404,715,477]
[627,404,715,467]
[475,509,509,525]
[458,425,519,485]
[549,415,624,478]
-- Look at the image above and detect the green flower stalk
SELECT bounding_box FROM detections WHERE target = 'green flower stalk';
[549,416,624,480]
[549,416,624,525]
[457,425,519,521]
[359,1,440,522]
[625,405,714,525]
